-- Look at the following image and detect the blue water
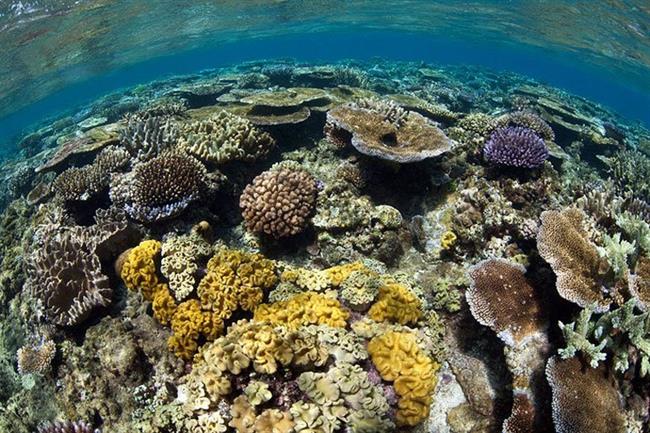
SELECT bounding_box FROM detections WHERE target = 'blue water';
[1,30,648,157]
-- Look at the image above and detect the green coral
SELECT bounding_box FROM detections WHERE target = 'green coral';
[597,232,635,279]
[559,299,650,376]
[616,211,650,254]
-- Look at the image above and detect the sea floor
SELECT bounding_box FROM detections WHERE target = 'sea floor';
[0,59,649,433]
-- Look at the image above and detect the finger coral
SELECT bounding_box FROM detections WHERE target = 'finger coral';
[483,126,549,168]
[368,281,423,325]
[367,331,438,426]
[254,291,349,329]
[537,207,611,311]
[545,356,625,433]
[239,167,318,238]
[325,99,453,163]
[111,152,207,223]
[178,110,275,164]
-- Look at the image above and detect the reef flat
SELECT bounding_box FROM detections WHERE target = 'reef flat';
[0,59,649,433]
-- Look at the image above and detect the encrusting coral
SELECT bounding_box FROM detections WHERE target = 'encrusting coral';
[240,167,318,238]
[367,331,438,426]
[325,98,453,163]
[537,207,612,311]
[178,110,275,164]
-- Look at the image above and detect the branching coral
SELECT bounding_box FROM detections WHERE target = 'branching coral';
[325,99,453,163]
[367,331,438,426]
[178,110,275,164]
[483,126,549,168]
[493,111,555,142]
[537,208,611,311]
[545,356,625,433]
[254,292,349,329]
[120,113,179,161]
[16,339,56,375]
[111,152,207,222]
[37,420,100,433]
[368,281,423,325]
[240,167,318,238]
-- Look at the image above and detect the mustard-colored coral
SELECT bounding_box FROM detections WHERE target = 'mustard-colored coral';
[254,291,349,329]
[152,283,177,325]
[367,331,439,426]
[368,282,423,325]
[254,409,295,433]
[440,230,457,250]
[120,239,162,300]
[168,299,224,360]
[324,262,366,286]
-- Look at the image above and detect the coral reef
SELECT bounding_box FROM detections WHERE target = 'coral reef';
[160,230,213,300]
[240,167,318,238]
[483,126,549,168]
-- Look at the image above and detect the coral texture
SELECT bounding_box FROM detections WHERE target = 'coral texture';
[493,111,555,141]
[254,292,349,329]
[325,99,453,163]
[37,421,100,433]
[160,231,212,301]
[240,167,318,238]
[368,281,423,325]
[483,126,549,168]
[16,339,56,375]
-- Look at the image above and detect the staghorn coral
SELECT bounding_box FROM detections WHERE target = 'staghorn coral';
[367,331,438,426]
[325,100,453,163]
[16,339,56,375]
[493,110,555,142]
[52,145,129,201]
[240,167,318,238]
[537,208,611,311]
[483,126,549,168]
[254,292,349,329]
[161,231,213,301]
[545,356,625,433]
[37,421,100,433]
[179,110,275,164]
[600,149,650,202]
[467,258,550,433]
[368,281,423,325]
[596,232,635,279]
[111,152,207,223]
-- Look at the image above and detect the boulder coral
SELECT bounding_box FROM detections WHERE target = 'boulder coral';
[240,167,318,238]
[325,99,453,163]
[367,331,438,426]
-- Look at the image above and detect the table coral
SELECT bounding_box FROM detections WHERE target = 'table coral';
[367,331,438,426]
[254,291,349,329]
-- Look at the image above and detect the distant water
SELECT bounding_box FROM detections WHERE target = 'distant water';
[0,1,648,156]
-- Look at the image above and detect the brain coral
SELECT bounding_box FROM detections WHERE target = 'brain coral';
[483,126,549,168]
[239,167,318,238]
[537,208,611,311]
[325,99,453,163]
[178,110,275,164]
[545,356,625,433]
[367,331,438,426]
[111,152,207,222]
[29,225,113,326]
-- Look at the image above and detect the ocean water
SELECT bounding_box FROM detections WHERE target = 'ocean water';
[1,2,649,433]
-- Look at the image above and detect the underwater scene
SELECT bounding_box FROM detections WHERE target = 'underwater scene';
[1,2,650,433]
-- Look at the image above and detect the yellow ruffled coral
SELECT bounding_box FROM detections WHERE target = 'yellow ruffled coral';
[120,240,162,300]
[440,230,457,250]
[254,292,349,329]
[368,282,423,325]
[324,262,366,286]
[168,300,224,360]
[152,283,177,325]
[367,331,438,426]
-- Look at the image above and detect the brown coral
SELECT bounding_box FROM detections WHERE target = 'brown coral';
[545,356,625,433]
[325,100,453,163]
[537,208,611,311]
[16,339,56,375]
[240,168,318,238]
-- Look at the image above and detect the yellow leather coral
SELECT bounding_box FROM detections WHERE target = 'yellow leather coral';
[325,262,366,286]
[440,230,457,250]
[254,292,349,329]
[119,240,162,300]
[168,300,224,360]
[367,331,438,426]
[368,282,423,325]
[198,247,277,318]
[152,283,177,325]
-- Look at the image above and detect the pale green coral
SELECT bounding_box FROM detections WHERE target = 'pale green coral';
[244,381,272,406]
[559,299,650,376]
[340,269,380,310]
[303,325,368,364]
[616,211,650,254]
[597,232,635,279]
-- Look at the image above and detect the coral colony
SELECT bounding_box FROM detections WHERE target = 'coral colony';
[0,60,649,433]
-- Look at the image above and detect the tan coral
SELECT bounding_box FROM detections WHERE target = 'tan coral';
[537,208,611,311]
[546,356,626,433]
[254,409,295,433]
[229,395,257,433]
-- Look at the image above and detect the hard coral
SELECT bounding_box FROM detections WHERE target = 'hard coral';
[37,421,100,433]
[16,339,56,375]
[537,208,611,311]
[483,126,549,168]
[254,291,349,329]
[111,152,207,223]
[325,99,453,163]
[367,331,438,426]
[120,113,178,161]
[240,167,318,238]
[545,356,625,433]
[179,110,275,164]
[493,111,555,142]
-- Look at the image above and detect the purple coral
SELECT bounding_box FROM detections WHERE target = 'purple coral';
[37,420,100,433]
[483,126,549,168]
